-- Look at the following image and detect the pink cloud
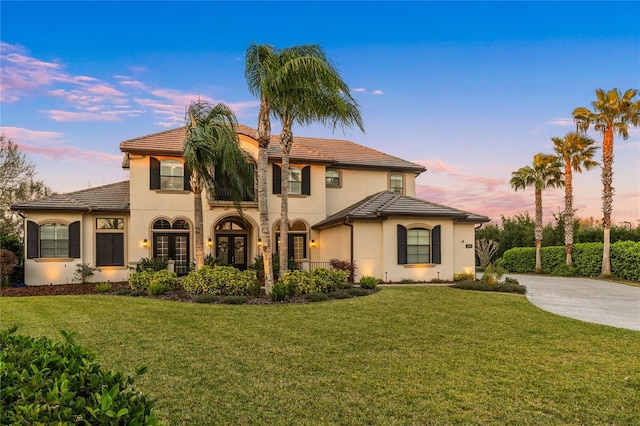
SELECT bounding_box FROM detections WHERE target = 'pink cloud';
[45,109,142,122]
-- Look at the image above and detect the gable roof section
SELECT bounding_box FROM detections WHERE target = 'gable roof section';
[312,191,490,230]
[11,181,130,212]
[120,124,425,173]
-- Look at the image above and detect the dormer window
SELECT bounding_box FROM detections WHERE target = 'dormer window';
[325,168,340,187]
[389,172,404,194]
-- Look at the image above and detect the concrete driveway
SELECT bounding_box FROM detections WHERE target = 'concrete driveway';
[507,274,640,331]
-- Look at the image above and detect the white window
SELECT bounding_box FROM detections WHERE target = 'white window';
[289,166,302,195]
[40,224,69,258]
[390,173,404,194]
[325,169,340,187]
[407,228,430,264]
[160,160,184,190]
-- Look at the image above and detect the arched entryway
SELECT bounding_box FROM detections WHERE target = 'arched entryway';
[151,218,190,275]
[214,217,251,270]
[275,220,309,264]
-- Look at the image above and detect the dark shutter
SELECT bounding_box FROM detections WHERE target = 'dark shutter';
[27,220,39,259]
[302,166,311,195]
[69,221,80,258]
[150,157,161,190]
[183,163,191,191]
[113,233,125,266]
[432,225,441,264]
[397,224,407,264]
[272,164,282,194]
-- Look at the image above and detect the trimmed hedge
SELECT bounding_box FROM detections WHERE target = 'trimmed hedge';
[0,328,158,425]
[501,241,640,281]
[182,266,260,296]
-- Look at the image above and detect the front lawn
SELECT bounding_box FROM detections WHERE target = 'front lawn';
[1,287,638,424]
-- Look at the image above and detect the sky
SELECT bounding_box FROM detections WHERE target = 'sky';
[1,1,639,226]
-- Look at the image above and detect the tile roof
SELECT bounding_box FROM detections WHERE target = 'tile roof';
[120,125,425,173]
[312,191,490,229]
[11,181,130,212]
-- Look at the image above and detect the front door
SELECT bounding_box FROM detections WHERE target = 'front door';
[216,234,247,270]
[153,233,190,275]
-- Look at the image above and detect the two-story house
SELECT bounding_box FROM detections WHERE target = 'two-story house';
[12,125,490,285]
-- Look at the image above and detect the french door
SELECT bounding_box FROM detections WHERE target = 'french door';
[153,233,190,275]
[215,234,247,270]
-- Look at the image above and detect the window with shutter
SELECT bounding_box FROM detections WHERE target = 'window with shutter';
[398,224,440,264]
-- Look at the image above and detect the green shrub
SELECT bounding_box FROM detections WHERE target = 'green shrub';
[551,263,577,277]
[270,281,290,302]
[222,296,248,305]
[195,294,218,304]
[305,293,329,302]
[399,278,417,284]
[359,275,379,289]
[94,282,112,293]
[278,268,350,295]
[131,289,147,297]
[147,281,170,295]
[480,263,505,286]
[182,266,259,296]
[329,290,351,299]
[611,241,640,281]
[136,257,168,272]
[116,289,132,296]
[329,259,357,282]
[451,279,526,294]
[149,269,178,290]
[501,241,640,281]
[454,272,476,282]
[250,253,297,285]
[0,328,158,425]
[347,287,371,297]
[129,269,154,291]
[74,262,100,284]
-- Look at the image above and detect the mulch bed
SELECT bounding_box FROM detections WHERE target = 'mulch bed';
[0,283,130,297]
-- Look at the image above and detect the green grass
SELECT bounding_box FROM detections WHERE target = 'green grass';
[2,287,639,425]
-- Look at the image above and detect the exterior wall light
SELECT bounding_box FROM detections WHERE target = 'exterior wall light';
[142,239,148,248]
[310,239,316,248]
[257,238,262,247]
[207,237,213,247]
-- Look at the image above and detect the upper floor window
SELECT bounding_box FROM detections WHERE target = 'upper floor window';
[325,169,340,187]
[273,165,311,196]
[389,172,404,194]
[161,160,184,190]
[150,157,190,191]
[289,167,302,195]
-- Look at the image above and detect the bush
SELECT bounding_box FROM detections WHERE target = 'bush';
[347,287,371,297]
[136,257,168,272]
[147,281,170,296]
[195,294,218,304]
[74,262,100,284]
[452,279,527,294]
[329,259,357,282]
[278,268,350,295]
[94,282,112,293]
[329,290,351,299]
[222,296,248,305]
[250,253,297,285]
[305,293,329,302]
[454,272,476,282]
[130,269,177,292]
[0,328,158,425]
[501,241,640,281]
[182,266,259,296]
[270,281,290,302]
[0,249,18,288]
[359,275,379,289]
[551,264,577,277]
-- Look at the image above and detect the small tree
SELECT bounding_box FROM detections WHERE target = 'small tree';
[475,239,500,268]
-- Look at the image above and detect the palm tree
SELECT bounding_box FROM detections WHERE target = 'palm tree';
[552,132,599,266]
[183,100,253,269]
[246,45,364,283]
[245,44,278,292]
[510,153,563,272]
[573,88,640,275]
[271,45,364,277]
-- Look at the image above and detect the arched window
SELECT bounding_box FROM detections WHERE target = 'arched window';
[275,220,308,263]
[153,219,171,229]
[389,172,404,195]
[172,219,189,230]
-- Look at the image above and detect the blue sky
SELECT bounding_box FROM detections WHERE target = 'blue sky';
[2,1,639,224]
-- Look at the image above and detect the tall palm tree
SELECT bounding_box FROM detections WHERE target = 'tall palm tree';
[271,45,364,277]
[246,44,364,283]
[183,100,253,269]
[552,132,599,266]
[573,88,640,275]
[510,153,563,272]
[245,44,279,292]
